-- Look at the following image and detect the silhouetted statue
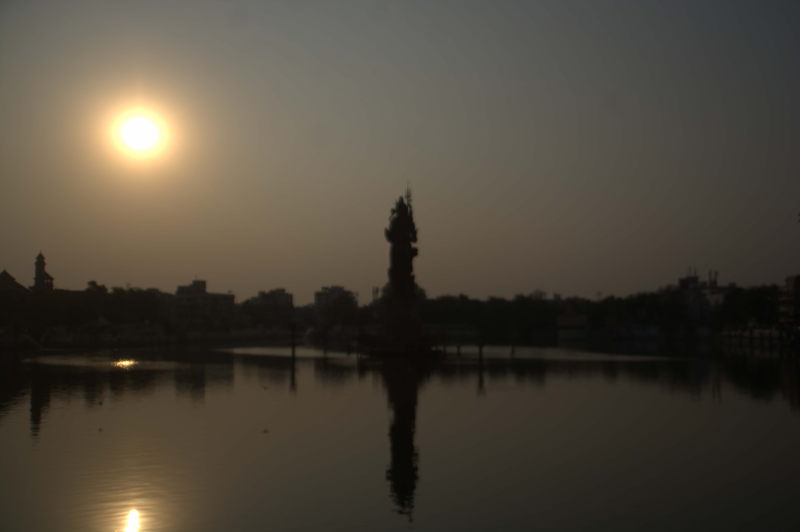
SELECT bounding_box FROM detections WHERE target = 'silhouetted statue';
[375,189,429,354]
[385,189,418,302]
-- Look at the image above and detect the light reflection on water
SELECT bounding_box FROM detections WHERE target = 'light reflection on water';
[0,347,799,531]
[123,509,139,532]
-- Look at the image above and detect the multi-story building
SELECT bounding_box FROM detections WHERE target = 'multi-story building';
[173,280,236,330]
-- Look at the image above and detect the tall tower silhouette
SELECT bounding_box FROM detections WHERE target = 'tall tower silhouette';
[33,252,54,291]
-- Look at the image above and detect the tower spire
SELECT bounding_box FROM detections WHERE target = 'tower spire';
[33,252,54,291]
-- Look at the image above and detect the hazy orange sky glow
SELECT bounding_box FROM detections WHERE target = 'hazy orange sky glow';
[1,0,798,303]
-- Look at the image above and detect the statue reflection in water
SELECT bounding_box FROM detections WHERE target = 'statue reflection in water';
[380,360,430,519]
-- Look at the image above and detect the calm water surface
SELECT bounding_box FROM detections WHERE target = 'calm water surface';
[1,346,799,531]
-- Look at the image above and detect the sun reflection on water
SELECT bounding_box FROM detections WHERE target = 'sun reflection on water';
[123,509,140,532]
[114,360,137,369]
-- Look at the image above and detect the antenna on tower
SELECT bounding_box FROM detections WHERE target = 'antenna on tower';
[405,184,413,211]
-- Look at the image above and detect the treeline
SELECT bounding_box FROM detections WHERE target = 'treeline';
[0,281,783,350]
[242,284,782,347]
[420,294,557,345]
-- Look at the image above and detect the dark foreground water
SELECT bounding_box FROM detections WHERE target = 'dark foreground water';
[1,346,799,531]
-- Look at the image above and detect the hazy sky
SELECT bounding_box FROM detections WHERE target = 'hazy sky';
[1,0,798,304]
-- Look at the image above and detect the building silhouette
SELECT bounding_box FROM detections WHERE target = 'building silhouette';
[0,270,27,295]
[32,253,54,292]
[173,280,236,330]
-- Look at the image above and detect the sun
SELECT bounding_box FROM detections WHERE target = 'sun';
[113,109,168,157]
[121,116,160,151]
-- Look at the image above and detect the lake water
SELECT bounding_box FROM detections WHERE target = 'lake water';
[1,346,799,531]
